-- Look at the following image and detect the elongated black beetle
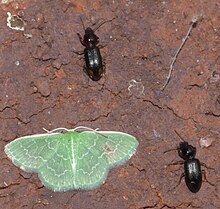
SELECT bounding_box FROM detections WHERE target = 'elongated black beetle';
[74,17,116,81]
[164,130,214,193]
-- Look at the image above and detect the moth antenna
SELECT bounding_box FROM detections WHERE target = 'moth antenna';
[73,126,107,138]
[44,127,70,134]
[42,128,49,133]
[73,126,97,132]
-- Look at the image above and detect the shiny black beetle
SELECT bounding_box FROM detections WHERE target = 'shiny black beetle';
[75,17,116,81]
[178,141,202,193]
[164,131,213,193]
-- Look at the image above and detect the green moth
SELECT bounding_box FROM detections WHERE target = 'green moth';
[4,126,138,192]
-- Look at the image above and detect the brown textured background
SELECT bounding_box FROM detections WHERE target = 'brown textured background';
[0,1,219,208]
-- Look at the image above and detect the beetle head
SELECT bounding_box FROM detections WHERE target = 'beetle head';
[178,142,196,160]
[84,27,99,46]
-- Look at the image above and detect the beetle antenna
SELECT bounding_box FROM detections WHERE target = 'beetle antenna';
[79,16,86,31]
[174,130,186,142]
[94,16,117,32]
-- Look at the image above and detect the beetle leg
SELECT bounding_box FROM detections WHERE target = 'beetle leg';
[77,33,86,46]
[173,172,185,190]
[73,50,84,55]
[83,66,88,75]
[102,62,106,75]
[167,160,184,166]
[202,170,215,186]
[200,162,215,170]
[98,44,107,49]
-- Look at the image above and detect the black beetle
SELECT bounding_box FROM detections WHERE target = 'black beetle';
[164,130,214,193]
[178,141,202,193]
[74,17,116,81]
